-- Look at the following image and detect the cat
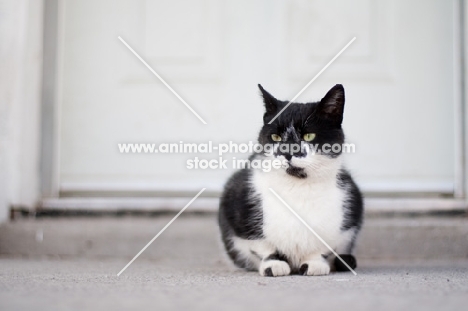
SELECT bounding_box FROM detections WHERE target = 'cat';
[218,84,363,276]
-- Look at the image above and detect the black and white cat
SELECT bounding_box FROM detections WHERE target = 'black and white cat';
[218,84,363,277]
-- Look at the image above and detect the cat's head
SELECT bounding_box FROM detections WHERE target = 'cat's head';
[257,84,346,179]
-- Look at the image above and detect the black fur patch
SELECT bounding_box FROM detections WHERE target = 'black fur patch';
[286,166,307,178]
[334,254,357,272]
[337,169,364,233]
[263,268,273,277]
[299,264,309,275]
[265,252,289,263]
[218,169,263,240]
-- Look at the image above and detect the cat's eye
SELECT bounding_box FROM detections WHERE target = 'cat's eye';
[303,133,316,142]
[271,134,282,142]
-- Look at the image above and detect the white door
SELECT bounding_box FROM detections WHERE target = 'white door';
[51,0,460,208]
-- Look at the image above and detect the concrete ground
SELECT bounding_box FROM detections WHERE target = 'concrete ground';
[1,214,468,310]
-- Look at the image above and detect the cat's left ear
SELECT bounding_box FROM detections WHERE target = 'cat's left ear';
[318,84,345,125]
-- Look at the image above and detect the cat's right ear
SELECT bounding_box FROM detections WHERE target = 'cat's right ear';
[258,84,278,115]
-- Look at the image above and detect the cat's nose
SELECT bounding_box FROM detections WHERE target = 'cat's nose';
[283,153,292,161]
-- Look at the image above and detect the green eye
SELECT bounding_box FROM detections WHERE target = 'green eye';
[271,134,282,142]
[303,133,316,142]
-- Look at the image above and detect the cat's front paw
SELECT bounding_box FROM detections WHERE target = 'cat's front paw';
[259,260,291,277]
[299,260,330,276]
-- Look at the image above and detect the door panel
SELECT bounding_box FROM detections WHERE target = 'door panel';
[58,0,456,196]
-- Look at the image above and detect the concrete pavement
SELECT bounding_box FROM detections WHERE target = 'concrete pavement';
[1,214,468,310]
[1,258,468,311]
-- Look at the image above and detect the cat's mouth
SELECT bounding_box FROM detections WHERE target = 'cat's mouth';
[285,163,307,179]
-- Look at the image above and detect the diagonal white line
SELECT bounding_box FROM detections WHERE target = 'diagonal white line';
[268,37,356,124]
[118,36,207,125]
[268,188,357,276]
[117,188,206,276]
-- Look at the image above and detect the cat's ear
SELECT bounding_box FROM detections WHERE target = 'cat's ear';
[258,84,279,115]
[318,84,345,125]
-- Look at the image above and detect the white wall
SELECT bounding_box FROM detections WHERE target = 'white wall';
[0,0,43,222]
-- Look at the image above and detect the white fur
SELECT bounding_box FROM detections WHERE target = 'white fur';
[301,257,330,276]
[259,260,291,277]
[230,152,354,274]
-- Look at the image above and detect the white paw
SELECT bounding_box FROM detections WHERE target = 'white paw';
[259,260,291,277]
[300,260,330,276]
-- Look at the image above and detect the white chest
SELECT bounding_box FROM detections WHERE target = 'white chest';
[252,170,345,260]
